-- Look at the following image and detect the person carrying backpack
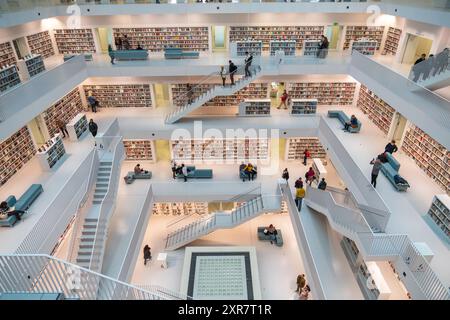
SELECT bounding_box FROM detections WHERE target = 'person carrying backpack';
[229,60,237,85]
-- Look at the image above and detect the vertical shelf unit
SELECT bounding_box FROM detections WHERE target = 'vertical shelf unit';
[287,82,356,106]
[83,84,153,108]
[153,202,209,216]
[351,39,378,56]
[171,138,270,162]
[290,99,317,115]
[42,88,84,137]
[0,126,36,186]
[53,29,96,54]
[112,27,209,52]
[238,99,271,117]
[269,40,296,56]
[427,195,450,241]
[356,85,395,136]
[26,31,55,59]
[17,54,46,80]
[0,41,17,67]
[123,140,156,162]
[234,41,263,56]
[36,134,66,171]
[401,124,449,194]
[67,113,88,142]
[0,65,21,93]
[382,27,402,55]
[285,138,326,160]
[229,26,324,51]
[303,40,320,56]
[343,26,385,51]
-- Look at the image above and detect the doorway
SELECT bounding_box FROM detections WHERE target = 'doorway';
[96,27,112,53]
[401,33,433,65]
[326,24,343,50]
[153,84,170,108]
[212,26,227,52]
[13,37,30,60]
[390,112,408,144]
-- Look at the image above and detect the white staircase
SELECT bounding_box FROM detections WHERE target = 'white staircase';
[165,65,263,124]
[301,184,449,300]
[165,194,279,251]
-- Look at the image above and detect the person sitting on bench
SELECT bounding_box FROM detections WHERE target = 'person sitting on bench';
[0,201,24,222]
[344,114,358,131]
[264,224,278,245]
[244,163,257,181]
[134,164,148,175]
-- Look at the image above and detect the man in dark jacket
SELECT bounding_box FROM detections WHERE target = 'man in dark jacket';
[89,119,98,139]
[229,60,237,85]
[384,140,398,154]
[414,54,426,65]
[244,51,253,77]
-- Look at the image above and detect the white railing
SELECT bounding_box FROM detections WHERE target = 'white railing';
[0,254,172,300]
[67,148,99,263]
[136,285,192,300]
[14,148,96,255]
[89,136,125,273]
[304,185,450,300]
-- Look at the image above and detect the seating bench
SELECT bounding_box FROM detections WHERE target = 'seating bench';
[257,226,283,247]
[124,171,152,184]
[175,166,213,179]
[328,110,362,133]
[1,184,43,227]
[111,50,148,61]
[380,153,410,191]
[164,48,200,59]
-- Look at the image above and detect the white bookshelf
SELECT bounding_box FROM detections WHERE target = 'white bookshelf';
[0,41,17,68]
[357,85,395,136]
[171,138,269,162]
[312,158,327,181]
[123,140,156,162]
[67,113,88,142]
[0,65,21,92]
[26,31,55,59]
[290,99,317,115]
[0,126,36,186]
[351,39,378,56]
[344,26,384,51]
[234,41,263,56]
[382,27,402,56]
[269,40,296,56]
[401,124,449,194]
[54,29,96,54]
[83,84,153,108]
[36,134,66,171]
[303,40,321,56]
[17,54,46,80]
[427,195,450,241]
[153,202,209,216]
[287,82,356,106]
[238,99,271,117]
[285,137,326,160]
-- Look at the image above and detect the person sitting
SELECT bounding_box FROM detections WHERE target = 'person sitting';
[244,163,257,181]
[134,164,148,175]
[0,201,24,222]
[264,224,278,244]
[377,152,388,163]
[384,140,398,154]
[305,167,316,185]
[344,115,358,131]
[239,162,247,181]
[136,43,144,50]
[318,178,327,190]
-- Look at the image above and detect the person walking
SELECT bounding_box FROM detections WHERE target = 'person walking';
[87,93,99,113]
[56,118,69,138]
[318,178,327,190]
[108,44,115,65]
[294,177,303,189]
[143,245,151,266]
[317,35,329,59]
[282,168,289,182]
[305,167,315,185]
[295,186,305,211]
[171,160,178,179]
[303,149,310,166]
[370,158,382,188]
[384,140,398,154]
[181,163,188,182]
[220,66,227,87]
[414,53,426,65]
[244,51,253,78]
[296,274,306,292]
[88,119,98,146]
[277,90,289,110]
[228,60,237,86]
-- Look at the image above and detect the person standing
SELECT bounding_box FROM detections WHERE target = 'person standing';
[122,34,131,50]
[88,119,98,139]
[244,51,253,78]
[181,163,188,182]
[115,35,123,50]
[370,158,382,188]
[282,168,289,182]
[56,118,69,138]
[108,44,115,65]
[414,53,426,65]
[295,186,305,211]
[318,178,327,190]
[305,167,315,185]
[220,66,227,87]
[296,274,306,292]
[317,35,329,59]
[87,93,99,113]
[277,90,289,110]
[143,245,151,266]
[384,140,398,154]
[228,60,237,86]
[303,149,310,166]
[294,177,304,189]
[171,160,178,179]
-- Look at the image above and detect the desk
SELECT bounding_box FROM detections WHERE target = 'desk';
[157,252,168,268]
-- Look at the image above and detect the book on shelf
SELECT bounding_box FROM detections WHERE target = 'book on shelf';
[0,64,21,92]
[26,31,55,59]
[343,26,384,51]
[54,28,96,54]
[269,40,296,56]
[36,134,66,171]
[238,99,271,117]
[67,113,88,141]
[382,27,402,56]
[290,99,318,115]
[287,82,356,106]
[0,41,17,68]
[17,54,46,81]
[234,41,263,56]
[351,39,378,55]
[83,84,153,108]
[123,140,156,162]
[427,195,450,241]
[285,137,326,160]
[303,40,321,56]
[153,202,209,216]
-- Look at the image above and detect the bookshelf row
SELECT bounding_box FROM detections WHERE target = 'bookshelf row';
[42,88,84,137]
[123,140,156,161]
[67,113,89,141]
[343,26,385,51]
[357,85,395,136]
[0,65,21,93]
[17,54,46,80]
[286,82,356,106]
[229,26,325,50]
[0,126,36,186]
[83,84,153,108]
[351,40,378,56]
[382,27,402,56]
[153,202,209,216]
[285,137,327,160]
[270,40,296,56]
[0,41,17,68]
[427,195,450,241]
[234,41,263,56]
[291,99,318,115]
[53,29,96,54]
[303,40,321,56]
[401,124,449,194]
[113,27,209,52]
[171,138,270,162]
[238,99,271,117]
[26,31,55,59]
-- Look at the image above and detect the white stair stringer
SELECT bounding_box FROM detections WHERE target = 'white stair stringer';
[165,194,280,251]
[165,65,263,124]
[303,185,450,300]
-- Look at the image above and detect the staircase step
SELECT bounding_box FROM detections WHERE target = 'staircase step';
[98,172,110,176]
[100,162,112,165]
[99,167,111,171]
[76,258,91,263]
[93,200,103,205]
